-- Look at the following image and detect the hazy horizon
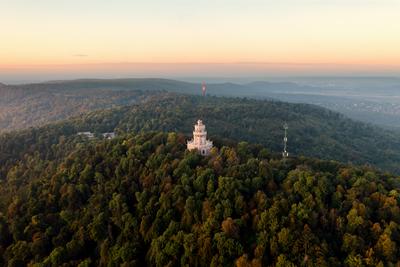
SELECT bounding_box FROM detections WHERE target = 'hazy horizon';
[1,62,399,85]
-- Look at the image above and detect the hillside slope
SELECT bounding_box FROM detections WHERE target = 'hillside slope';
[0,82,164,132]
[0,131,399,266]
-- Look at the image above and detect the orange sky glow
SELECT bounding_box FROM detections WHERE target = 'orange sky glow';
[0,0,399,80]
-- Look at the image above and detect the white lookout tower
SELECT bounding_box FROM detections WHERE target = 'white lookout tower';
[187,120,213,156]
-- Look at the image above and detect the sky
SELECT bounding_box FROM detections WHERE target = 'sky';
[0,0,399,82]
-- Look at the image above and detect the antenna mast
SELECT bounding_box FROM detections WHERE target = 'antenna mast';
[282,122,289,158]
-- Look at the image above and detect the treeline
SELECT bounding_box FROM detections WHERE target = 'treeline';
[0,131,399,266]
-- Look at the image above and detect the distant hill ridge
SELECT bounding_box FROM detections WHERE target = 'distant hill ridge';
[0,78,304,133]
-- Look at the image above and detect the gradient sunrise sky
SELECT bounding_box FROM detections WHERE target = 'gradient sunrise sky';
[0,0,399,81]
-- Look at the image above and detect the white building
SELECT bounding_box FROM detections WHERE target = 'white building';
[102,132,116,139]
[187,120,213,156]
[77,131,95,139]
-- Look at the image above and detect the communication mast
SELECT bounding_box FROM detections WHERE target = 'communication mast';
[282,122,289,158]
[202,82,207,96]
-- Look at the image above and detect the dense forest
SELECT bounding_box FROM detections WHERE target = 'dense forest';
[0,131,399,266]
[2,93,400,174]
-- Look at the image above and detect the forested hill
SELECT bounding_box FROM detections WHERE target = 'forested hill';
[3,93,398,173]
[0,82,164,133]
[0,131,399,266]
[0,78,292,133]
